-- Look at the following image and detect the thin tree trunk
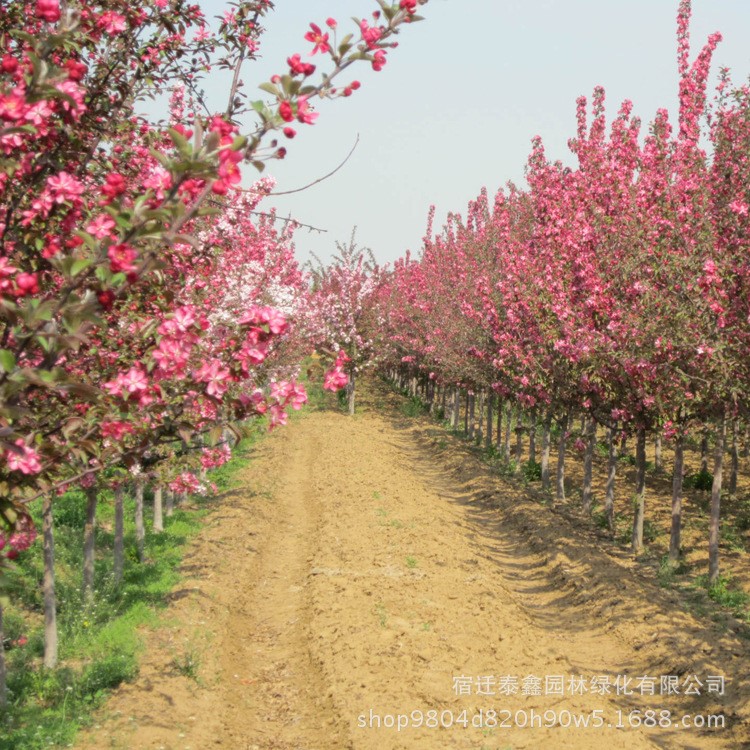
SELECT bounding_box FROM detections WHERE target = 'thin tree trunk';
[729,418,739,498]
[476,391,484,444]
[631,427,647,554]
[135,480,145,563]
[514,418,524,473]
[0,604,6,708]
[503,404,513,460]
[605,425,617,534]
[153,486,164,533]
[166,487,175,517]
[582,418,597,515]
[43,494,57,669]
[555,414,569,505]
[654,432,663,473]
[452,388,460,430]
[114,484,125,585]
[496,399,503,451]
[463,390,469,435]
[700,428,709,474]
[669,432,685,563]
[485,393,493,450]
[528,408,537,465]
[348,368,356,415]
[541,412,552,491]
[82,486,97,603]
[709,416,727,586]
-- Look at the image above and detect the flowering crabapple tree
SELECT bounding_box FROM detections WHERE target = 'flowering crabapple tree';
[375,1,750,583]
[0,0,428,534]
[307,231,387,414]
[0,0,430,677]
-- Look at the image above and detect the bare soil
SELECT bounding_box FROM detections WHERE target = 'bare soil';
[74,379,750,749]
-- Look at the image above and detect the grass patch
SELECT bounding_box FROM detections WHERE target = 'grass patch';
[0,434,261,750]
[521,460,542,482]
[694,573,750,621]
[400,395,428,418]
[684,468,714,492]
[373,603,388,628]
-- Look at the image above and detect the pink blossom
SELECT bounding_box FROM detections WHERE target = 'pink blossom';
[98,11,127,35]
[36,0,60,23]
[304,23,331,55]
[108,243,138,275]
[7,440,42,475]
[268,404,288,429]
[194,359,231,398]
[101,421,135,441]
[86,214,116,239]
[46,171,85,204]
[296,96,318,125]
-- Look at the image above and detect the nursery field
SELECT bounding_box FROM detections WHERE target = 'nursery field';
[74,378,750,750]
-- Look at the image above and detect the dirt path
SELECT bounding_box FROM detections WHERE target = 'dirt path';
[76,381,750,749]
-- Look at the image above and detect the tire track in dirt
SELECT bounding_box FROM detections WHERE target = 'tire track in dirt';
[76,379,750,749]
[76,426,347,750]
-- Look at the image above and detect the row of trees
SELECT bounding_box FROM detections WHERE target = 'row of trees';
[317,2,750,592]
[0,0,428,706]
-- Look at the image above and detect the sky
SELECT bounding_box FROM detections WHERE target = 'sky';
[199,1,750,268]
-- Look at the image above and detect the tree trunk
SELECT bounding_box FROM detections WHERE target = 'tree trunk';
[582,418,597,515]
[348,369,356,415]
[166,487,175,517]
[729,418,739,498]
[43,494,57,669]
[463,390,469,435]
[114,484,125,586]
[514,419,524,473]
[476,391,484,444]
[528,408,537,465]
[555,414,568,505]
[604,426,617,534]
[541,412,552,491]
[654,432,663,473]
[631,427,647,554]
[700,428,709,474]
[135,480,145,563]
[709,416,727,586]
[496,400,503,451]
[669,432,685,563]
[468,392,476,440]
[485,393,493,450]
[0,604,6,708]
[452,388,460,430]
[503,404,513,461]
[82,486,97,604]
[153,486,164,533]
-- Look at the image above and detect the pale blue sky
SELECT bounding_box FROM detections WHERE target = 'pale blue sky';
[200,1,750,267]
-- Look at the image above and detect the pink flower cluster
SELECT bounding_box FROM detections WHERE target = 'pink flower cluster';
[323,350,350,391]
[0,512,37,559]
[6,440,42,475]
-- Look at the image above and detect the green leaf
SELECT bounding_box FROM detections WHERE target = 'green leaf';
[70,258,92,277]
[0,350,15,373]
[258,82,279,96]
